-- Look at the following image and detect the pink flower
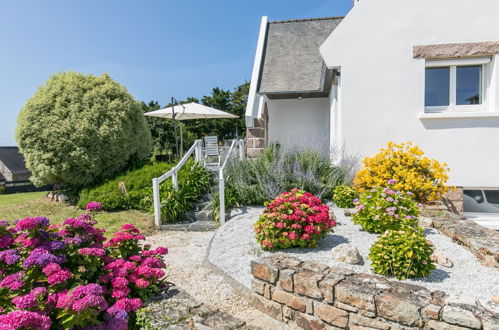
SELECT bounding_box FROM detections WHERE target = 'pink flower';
[275,222,284,229]
[288,232,298,240]
[135,279,150,288]
[79,247,106,257]
[47,269,72,285]
[0,311,51,330]
[85,201,103,212]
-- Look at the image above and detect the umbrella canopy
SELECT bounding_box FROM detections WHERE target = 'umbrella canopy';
[143,102,238,120]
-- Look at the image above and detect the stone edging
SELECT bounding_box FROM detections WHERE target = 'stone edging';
[430,213,499,269]
[139,284,255,329]
[250,254,499,330]
[159,220,217,232]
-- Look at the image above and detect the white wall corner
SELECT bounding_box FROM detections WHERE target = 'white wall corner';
[245,16,268,128]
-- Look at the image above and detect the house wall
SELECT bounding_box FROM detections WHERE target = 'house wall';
[266,98,330,151]
[320,0,499,187]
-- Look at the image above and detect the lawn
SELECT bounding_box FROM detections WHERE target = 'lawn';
[0,191,155,237]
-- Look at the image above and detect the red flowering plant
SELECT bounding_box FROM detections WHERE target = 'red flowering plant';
[0,206,167,330]
[254,189,336,250]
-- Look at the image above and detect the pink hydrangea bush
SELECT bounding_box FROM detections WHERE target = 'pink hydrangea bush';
[254,189,336,250]
[0,208,167,329]
[85,201,103,212]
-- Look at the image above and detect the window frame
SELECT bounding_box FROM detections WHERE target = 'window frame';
[425,58,490,113]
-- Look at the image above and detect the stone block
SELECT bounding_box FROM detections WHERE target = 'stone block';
[251,293,282,322]
[375,292,425,327]
[264,283,272,299]
[253,138,265,148]
[334,282,377,312]
[427,320,469,330]
[441,306,481,329]
[349,314,390,330]
[423,304,441,320]
[413,41,499,59]
[245,147,264,158]
[246,127,265,138]
[314,303,349,328]
[327,266,355,276]
[282,306,295,321]
[272,289,306,312]
[318,274,344,304]
[295,312,327,330]
[251,278,265,295]
[431,290,447,306]
[279,269,295,292]
[482,315,499,330]
[301,260,330,273]
[251,260,278,284]
[334,301,358,313]
[267,254,303,269]
[294,271,324,299]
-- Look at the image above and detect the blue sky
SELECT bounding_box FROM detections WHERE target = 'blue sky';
[0,0,352,146]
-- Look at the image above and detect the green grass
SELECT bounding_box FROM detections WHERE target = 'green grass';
[0,191,46,207]
[0,192,155,237]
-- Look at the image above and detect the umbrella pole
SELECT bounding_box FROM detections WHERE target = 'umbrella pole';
[180,123,184,157]
[172,97,179,159]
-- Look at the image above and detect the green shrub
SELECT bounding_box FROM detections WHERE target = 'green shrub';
[78,162,173,211]
[254,189,336,250]
[369,225,435,280]
[212,144,357,221]
[0,185,4,195]
[352,182,420,233]
[332,185,358,208]
[16,72,152,188]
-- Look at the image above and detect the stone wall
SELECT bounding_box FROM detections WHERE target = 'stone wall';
[425,188,464,216]
[250,254,498,330]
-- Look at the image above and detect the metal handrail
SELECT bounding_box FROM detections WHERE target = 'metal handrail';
[152,139,203,226]
[218,139,245,224]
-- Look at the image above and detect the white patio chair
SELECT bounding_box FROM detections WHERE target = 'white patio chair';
[204,136,220,166]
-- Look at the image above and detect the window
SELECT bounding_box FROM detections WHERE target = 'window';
[464,189,499,214]
[425,58,490,112]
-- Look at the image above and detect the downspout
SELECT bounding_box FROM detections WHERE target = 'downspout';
[245,16,268,128]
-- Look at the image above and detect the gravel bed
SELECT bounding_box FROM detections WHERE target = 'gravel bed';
[146,230,293,329]
[208,206,499,302]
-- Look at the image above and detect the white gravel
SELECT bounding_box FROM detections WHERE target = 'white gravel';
[208,206,499,302]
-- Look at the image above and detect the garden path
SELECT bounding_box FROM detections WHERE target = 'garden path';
[146,230,296,329]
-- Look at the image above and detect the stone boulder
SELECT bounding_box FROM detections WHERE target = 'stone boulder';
[331,243,362,265]
[431,251,454,268]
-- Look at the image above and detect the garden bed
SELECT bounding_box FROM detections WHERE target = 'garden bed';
[208,206,499,303]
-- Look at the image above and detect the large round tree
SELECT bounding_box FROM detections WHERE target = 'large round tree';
[16,72,152,187]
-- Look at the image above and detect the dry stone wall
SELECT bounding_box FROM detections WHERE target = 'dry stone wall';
[250,254,498,330]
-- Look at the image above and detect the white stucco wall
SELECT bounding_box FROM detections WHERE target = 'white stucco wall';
[267,98,330,151]
[320,0,499,187]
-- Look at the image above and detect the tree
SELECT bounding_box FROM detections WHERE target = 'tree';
[16,72,152,188]
[143,82,249,157]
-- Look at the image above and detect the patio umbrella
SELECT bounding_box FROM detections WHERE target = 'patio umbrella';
[144,101,238,157]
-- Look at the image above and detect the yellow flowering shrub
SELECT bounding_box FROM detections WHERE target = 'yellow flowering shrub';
[354,142,450,202]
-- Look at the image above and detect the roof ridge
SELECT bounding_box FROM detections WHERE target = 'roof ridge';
[269,16,344,24]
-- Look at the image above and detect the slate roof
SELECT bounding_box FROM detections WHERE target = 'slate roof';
[258,16,343,98]
[0,147,30,175]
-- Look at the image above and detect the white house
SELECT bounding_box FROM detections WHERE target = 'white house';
[245,0,499,227]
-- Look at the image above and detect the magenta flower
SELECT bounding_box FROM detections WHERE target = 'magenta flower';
[15,217,49,231]
[0,271,25,290]
[85,201,103,212]
[0,311,51,330]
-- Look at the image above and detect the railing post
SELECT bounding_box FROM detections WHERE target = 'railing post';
[172,169,179,190]
[152,178,161,227]
[219,168,225,224]
[194,140,201,163]
[238,139,244,159]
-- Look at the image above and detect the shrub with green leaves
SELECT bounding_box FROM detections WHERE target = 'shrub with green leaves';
[369,225,435,280]
[78,162,173,211]
[352,180,421,233]
[332,185,358,208]
[16,72,152,188]
[212,144,357,221]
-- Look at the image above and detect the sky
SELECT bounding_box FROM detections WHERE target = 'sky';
[0,0,352,146]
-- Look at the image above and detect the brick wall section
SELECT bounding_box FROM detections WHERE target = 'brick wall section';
[245,105,269,158]
[250,254,498,329]
[426,188,464,216]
